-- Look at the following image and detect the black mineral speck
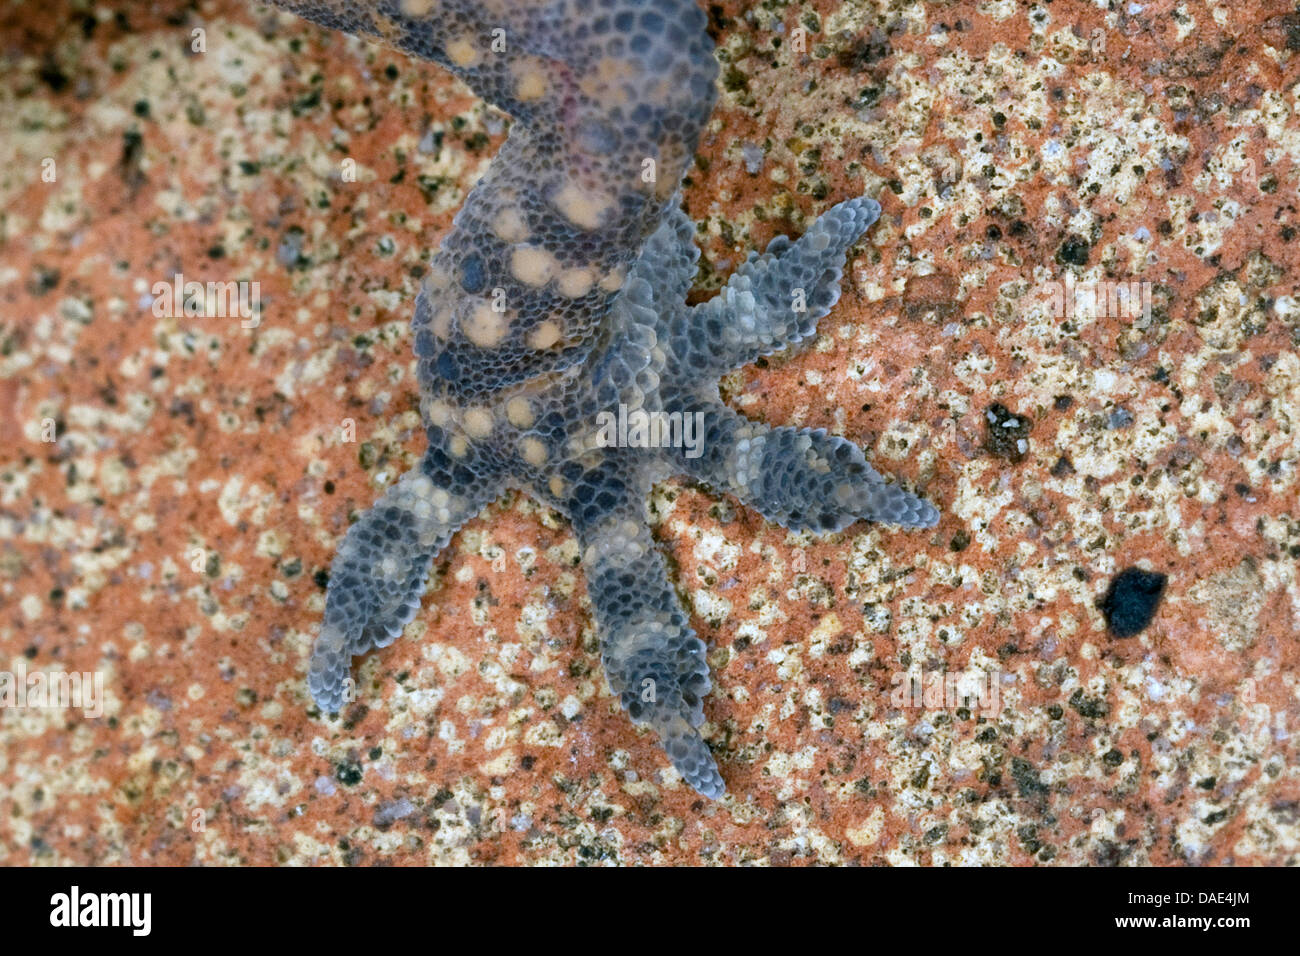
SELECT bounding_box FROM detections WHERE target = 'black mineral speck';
[983,402,1031,463]
[1056,236,1091,265]
[1011,757,1048,797]
[335,761,363,786]
[26,265,61,296]
[1100,567,1167,638]
[836,34,891,71]
[39,60,70,92]
[1069,688,1110,719]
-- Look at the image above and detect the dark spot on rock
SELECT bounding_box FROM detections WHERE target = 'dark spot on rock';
[340,845,364,866]
[1100,567,1167,638]
[836,34,892,72]
[1050,455,1075,477]
[706,3,731,35]
[1017,824,1042,854]
[855,84,883,108]
[1056,236,1091,265]
[291,86,322,116]
[335,761,363,786]
[1093,839,1133,866]
[38,60,69,92]
[1069,688,1110,720]
[924,824,948,843]
[721,65,749,94]
[26,265,61,297]
[983,402,1030,463]
[1011,757,1047,797]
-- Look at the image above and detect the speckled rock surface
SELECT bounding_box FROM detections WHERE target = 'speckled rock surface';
[1,0,1297,865]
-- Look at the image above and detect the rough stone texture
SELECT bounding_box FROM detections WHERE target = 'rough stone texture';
[1,0,1297,864]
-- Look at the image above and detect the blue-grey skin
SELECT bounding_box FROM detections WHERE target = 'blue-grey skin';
[267,0,939,798]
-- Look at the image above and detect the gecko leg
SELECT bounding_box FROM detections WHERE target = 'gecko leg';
[673,197,881,375]
[671,401,939,532]
[568,463,724,799]
[309,434,502,712]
